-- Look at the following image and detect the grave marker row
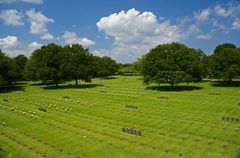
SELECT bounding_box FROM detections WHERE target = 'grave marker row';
[125,104,138,109]
[209,92,220,96]
[157,96,169,100]
[222,117,239,123]
[122,127,142,136]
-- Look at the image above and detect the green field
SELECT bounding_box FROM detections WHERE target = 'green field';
[0,76,239,158]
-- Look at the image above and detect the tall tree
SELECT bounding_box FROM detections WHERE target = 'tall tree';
[94,56,118,78]
[60,44,93,85]
[0,50,18,84]
[24,43,62,85]
[210,43,240,81]
[14,54,28,81]
[142,42,204,87]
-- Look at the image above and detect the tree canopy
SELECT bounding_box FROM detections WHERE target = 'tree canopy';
[0,50,19,84]
[1,42,240,87]
[24,43,118,86]
[209,43,240,81]
[142,42,205,87]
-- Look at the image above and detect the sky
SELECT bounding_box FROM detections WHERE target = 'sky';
[0,0,240,63]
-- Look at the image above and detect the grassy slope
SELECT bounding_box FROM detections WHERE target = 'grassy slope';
[0,76,239,158]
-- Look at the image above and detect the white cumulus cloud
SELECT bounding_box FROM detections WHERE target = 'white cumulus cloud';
[232,18,240,29]
[96,8,181,63]
[214,5,233,17]
[0,0,43,4]
[62,31,95,46]
[196,34,212,40]
[214,3,240,18]
[27,41,42,52]
[41,33,54,40]
[25,9,53,35]
[194,8,211,21]
[0,9,24,26]
[0,35,18,49]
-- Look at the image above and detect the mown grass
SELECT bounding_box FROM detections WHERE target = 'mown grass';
[0,76,239,158]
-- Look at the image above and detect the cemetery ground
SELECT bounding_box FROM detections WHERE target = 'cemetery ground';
[0,76,239,158]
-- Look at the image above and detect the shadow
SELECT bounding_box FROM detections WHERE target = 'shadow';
[99,76,117,80]
[30,82,66,86]
[30,82,52,86]
[146,85,203,91]
[43,84,103,90]
[0,147,4,158]
[210,81,240,87]
[236,151,240,158]
[0,85,25,93]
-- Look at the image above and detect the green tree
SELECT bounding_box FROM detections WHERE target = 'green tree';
[24,43,62,85]
[210,43,240,81]
[60,44,94,85]
[94,56,118,78]
[142,42,204,87]
[0,50,18,84]
[14,54,28,81]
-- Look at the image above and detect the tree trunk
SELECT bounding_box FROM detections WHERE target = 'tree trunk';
[75,78,78,86]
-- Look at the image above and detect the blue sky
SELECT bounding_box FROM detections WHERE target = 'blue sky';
[0,0,240,63]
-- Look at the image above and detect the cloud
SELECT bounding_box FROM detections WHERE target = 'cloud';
[214,3,240,18]
[214,5,233,17]
[41,33,54,40]
[232,18,240,29]
[0,0,43,4]
[0,35,18,49]
[27,41,42,52]
[0,35,22,57]
[62,31,95,46]
[0,9,24,26]
[212,19,229,33]
[196,34,212,40]
[25,9,53,35]
[96,8,181,63]
[184,24,201,38]
[194,8,211,21]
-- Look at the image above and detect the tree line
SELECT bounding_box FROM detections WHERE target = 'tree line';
[1,42,240,87]
[0,43,118,86]
[139,42,240,87]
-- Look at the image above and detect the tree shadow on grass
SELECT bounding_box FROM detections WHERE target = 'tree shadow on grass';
[146,85,203,91]
[43,84,103,90]
[0,85,25,93]
[99,76,117,80]
[30,82,55,86]
[0,146,5,158]
[210,81,240,87]
[236,151,240,158]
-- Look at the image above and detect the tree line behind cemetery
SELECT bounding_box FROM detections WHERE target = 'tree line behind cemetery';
[0,42,240,86]
[0,43,118,86]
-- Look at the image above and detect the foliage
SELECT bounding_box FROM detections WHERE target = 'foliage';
[60,44,94,85]
[0,50,18,84]
[24,43,62,85]
[24,43,118,85]
[118,63,141,76]
[93,56,118,78]
[142,42,205,87]
[210,43,240,81]
[14,54,28,81]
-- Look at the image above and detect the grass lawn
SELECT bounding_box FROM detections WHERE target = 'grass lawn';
[0,76,239,158]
